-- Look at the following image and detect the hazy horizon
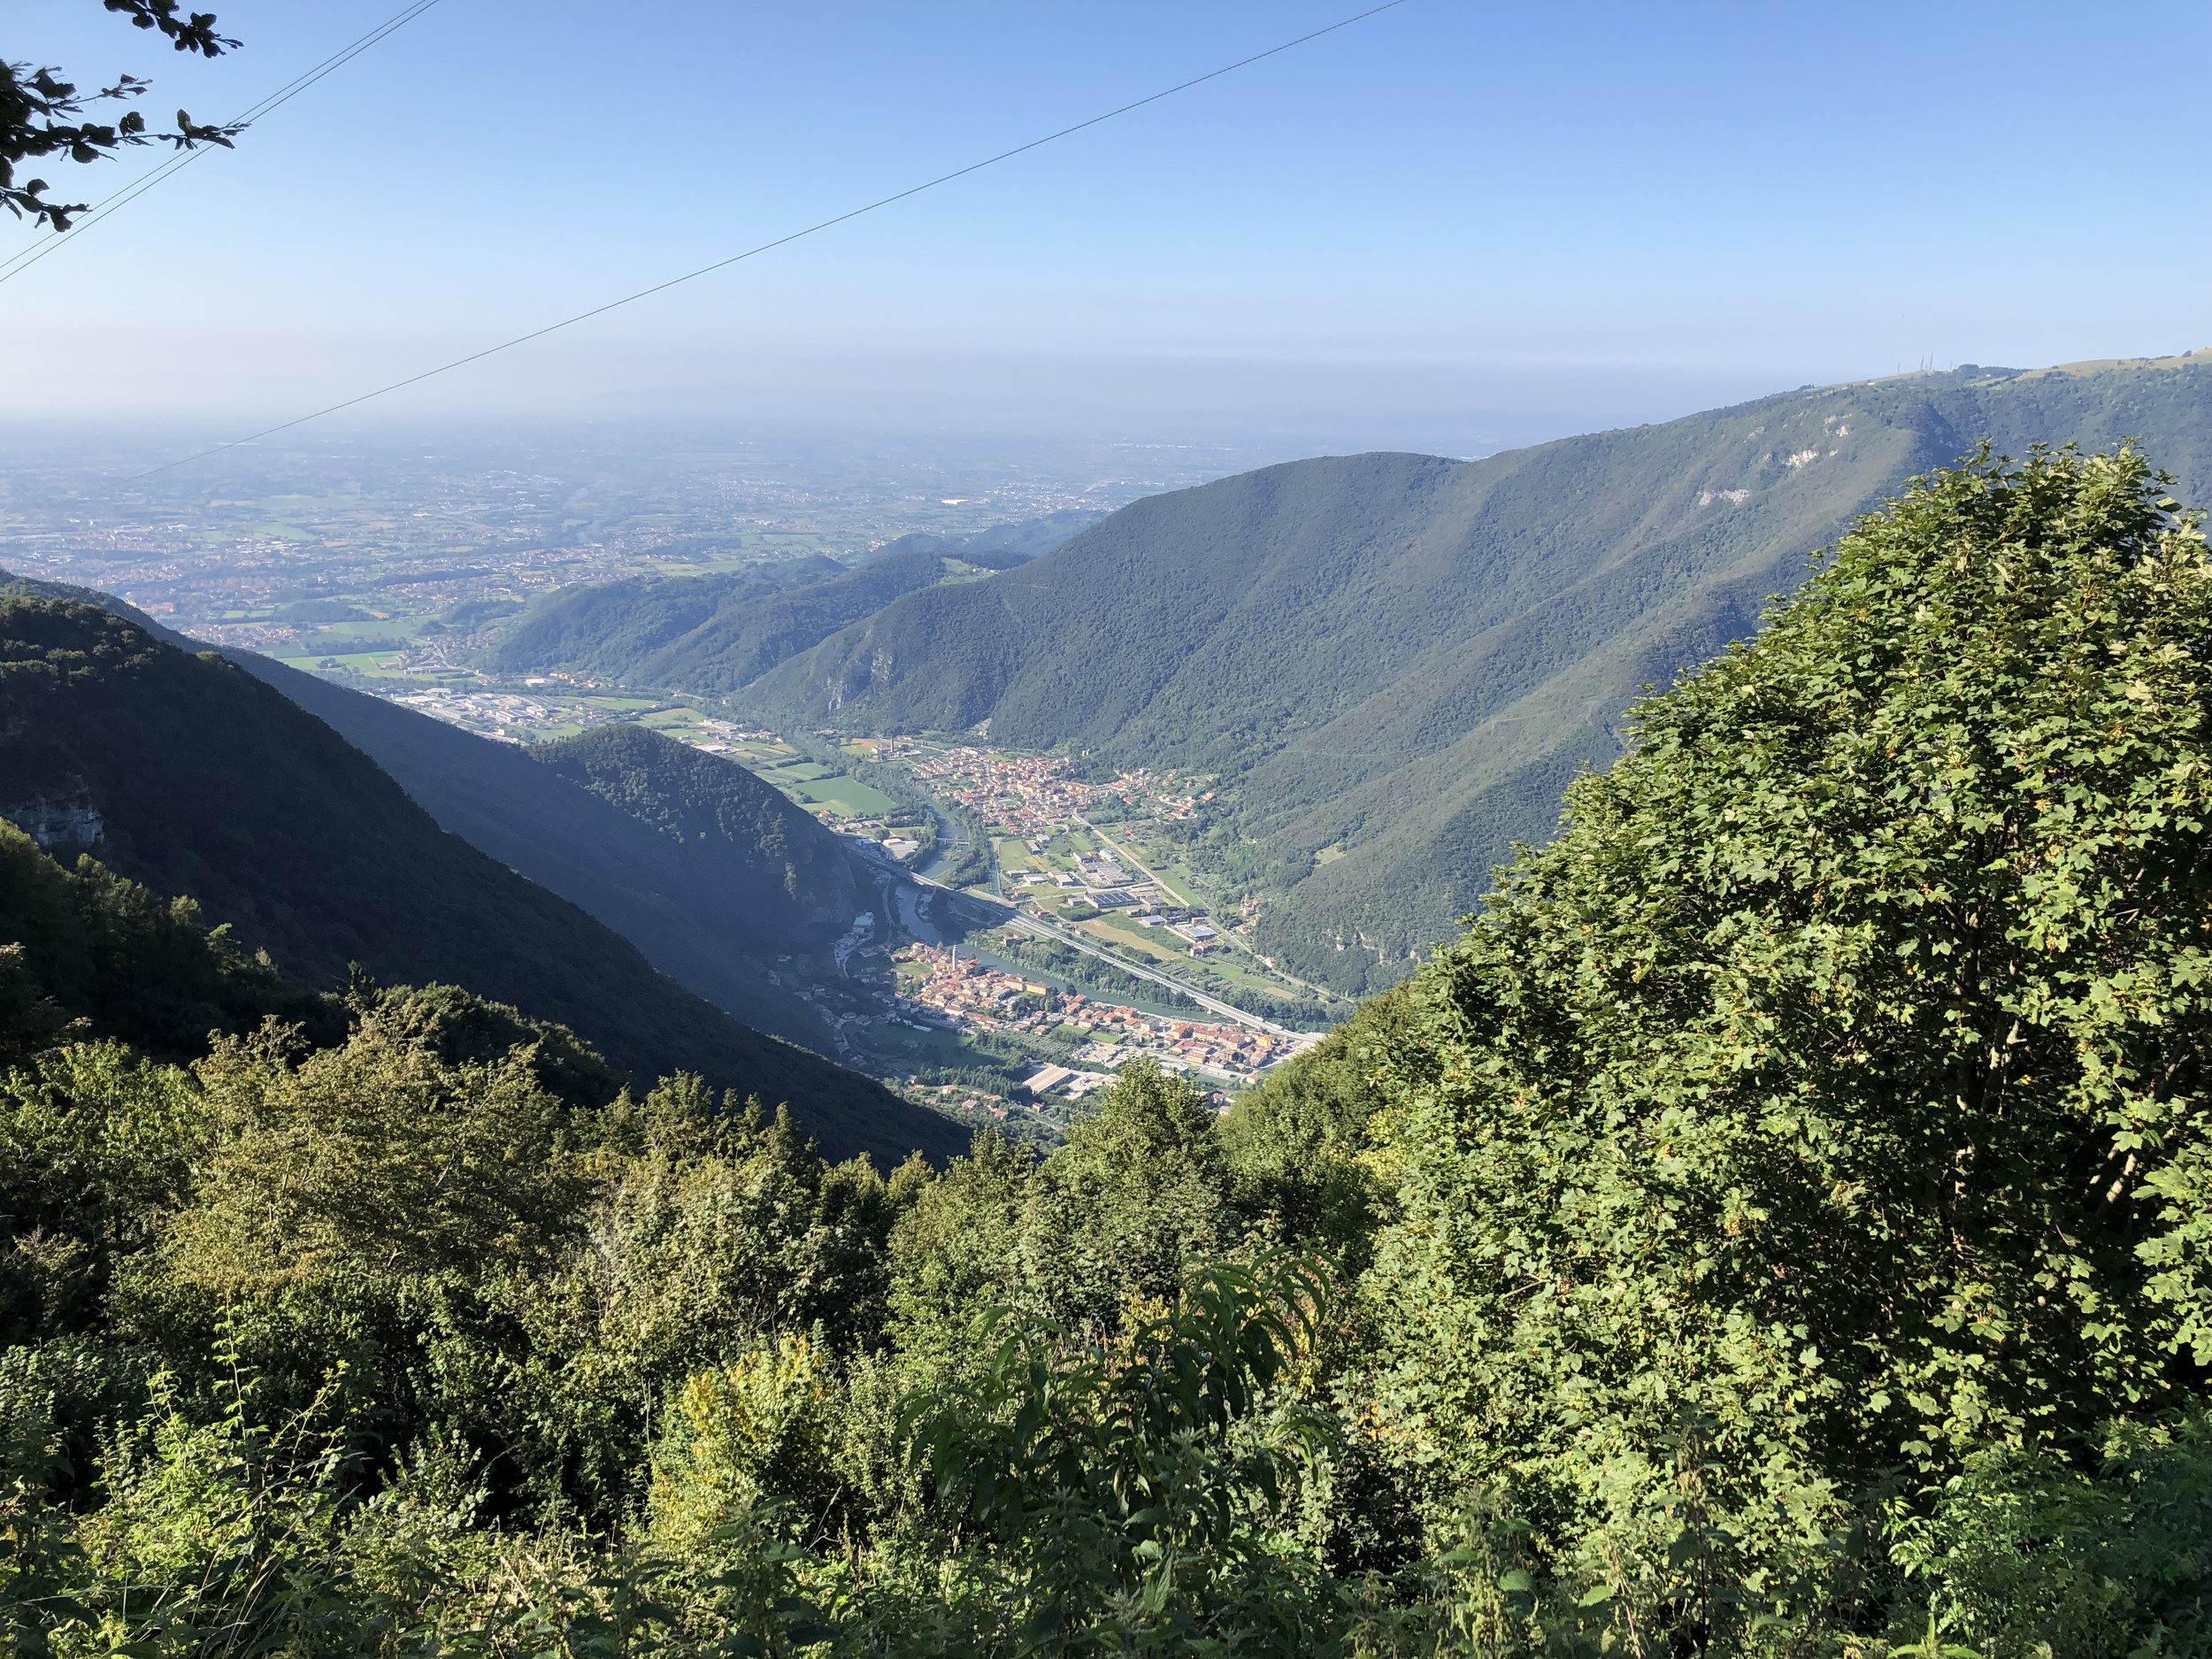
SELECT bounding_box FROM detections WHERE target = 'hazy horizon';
[6,0,2206,450]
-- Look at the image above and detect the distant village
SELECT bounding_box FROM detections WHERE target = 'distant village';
[387,683,582,741]
[880,743,1202,834]
[890,941,1305,1094]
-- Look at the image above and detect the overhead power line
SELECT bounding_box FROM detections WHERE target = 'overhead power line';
[0,0,444,287]
[134,0,1410,481]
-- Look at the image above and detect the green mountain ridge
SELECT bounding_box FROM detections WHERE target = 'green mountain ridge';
[480,553,844,681]
[741,353,2212,991]
[488,511,1098,691]
[860,508,1104,564]
[0,595,962,1165]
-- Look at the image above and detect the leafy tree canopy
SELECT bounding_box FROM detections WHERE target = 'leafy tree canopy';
[1363,445,2212,1626]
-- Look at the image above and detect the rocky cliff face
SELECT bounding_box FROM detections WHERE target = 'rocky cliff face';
[4,792,104,852]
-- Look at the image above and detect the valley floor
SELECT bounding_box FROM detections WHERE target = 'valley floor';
[257,661,1340,1127]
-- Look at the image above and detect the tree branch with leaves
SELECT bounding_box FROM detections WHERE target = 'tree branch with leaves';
[3,1,241,232]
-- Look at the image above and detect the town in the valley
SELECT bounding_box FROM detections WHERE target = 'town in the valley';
[891,741,1202,836]
[889,939,1302,1089]
[742,734,1326,1122]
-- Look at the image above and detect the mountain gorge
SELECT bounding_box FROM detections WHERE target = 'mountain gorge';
[739,354,2212,989]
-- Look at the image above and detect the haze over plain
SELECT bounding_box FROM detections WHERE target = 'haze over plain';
[5,0,2208,448]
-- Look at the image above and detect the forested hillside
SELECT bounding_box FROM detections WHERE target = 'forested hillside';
[480,554,843,680]
[748,352,2212,991]
[0,571,885,1056]
[488,511,1096,691]
[0,819,341,1064]
[0,597,960,1164]
[215,651,865,1051]
[856,507,1102,565]
[529,721,864,939]
[7,449,2210,1655]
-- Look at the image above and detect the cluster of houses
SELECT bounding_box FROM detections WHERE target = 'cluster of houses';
[893,944,1064,1039]
[1069,1017,1294,1082]
[891,942,1299,1087]
[886,744,1198,837]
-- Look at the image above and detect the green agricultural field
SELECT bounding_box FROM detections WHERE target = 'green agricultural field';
[734,755,901,820]
[1201,956,1302,1001]
[1082,914,1193,965]
[726,739,801,766]
[995,837,1044,874]
[1118,831,1197,885]
[279,649,407,673]
[790,774,900,816]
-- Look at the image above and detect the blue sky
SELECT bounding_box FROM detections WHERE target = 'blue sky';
[5,0,2209,446]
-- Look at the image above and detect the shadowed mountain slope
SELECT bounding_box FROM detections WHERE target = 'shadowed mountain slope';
[527,721,865,946]
[0,596,962,1164]
[743,354,2212,991]
[0,818,342,1065]
[214,652,864,1052]
[0,570,893,1070]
